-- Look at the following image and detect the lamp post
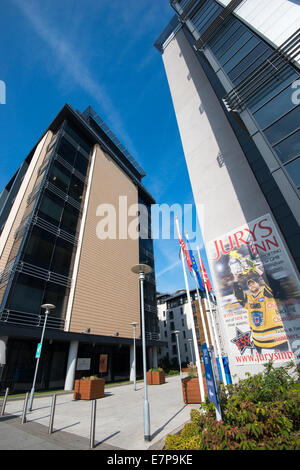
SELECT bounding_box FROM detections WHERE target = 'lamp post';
[28,303,55,411]
[188,338,195,364]
[174,331,182,379]
[131,263,152,442]
[131,321,138,391]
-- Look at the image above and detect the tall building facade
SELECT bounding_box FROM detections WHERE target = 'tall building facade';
[155,0,300,380]
[157,289,224,366]
[0,104,161,392]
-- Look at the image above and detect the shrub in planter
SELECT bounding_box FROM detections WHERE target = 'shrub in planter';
[166,362,300,450]
[74,375,105,400]
[147,368,165,385]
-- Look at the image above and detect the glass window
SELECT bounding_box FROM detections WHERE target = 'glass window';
[192,1,222,35]
[74,152,89,176]
[219,31,252,65]
[247,68,298,112]
[6,274,46,314]
[223,37,260,73]
[22,227,55,269]
[208,18,240,50]
[42,282,69,319]
[38,193,64,224]
[51,239,74,276]
[57,137,77,166]
[213,25,247,61]
[60,204,80,235]
[274,130,300,164]
[253,84,298,130]
[264,106,300,145]
[285,157,300,188]
[49,161,71,193]
[68,175,85,202]
[228,42,269,84]
[64,123,92,154]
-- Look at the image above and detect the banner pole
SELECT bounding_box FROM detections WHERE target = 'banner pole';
[176,218,205,402]
[197,247,228,386]
[185,232,210,348]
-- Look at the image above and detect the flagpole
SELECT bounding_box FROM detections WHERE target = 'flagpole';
[185,232,210,348]
[197,247,228,386]
[175,218,205,403]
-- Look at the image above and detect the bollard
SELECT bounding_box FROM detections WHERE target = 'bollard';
[89,399,97,449]
[48,394,57,434]
[0,387,9,416]
[21,392,29,424]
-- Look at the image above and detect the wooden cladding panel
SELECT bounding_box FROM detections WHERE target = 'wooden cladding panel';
[69,145,141,339]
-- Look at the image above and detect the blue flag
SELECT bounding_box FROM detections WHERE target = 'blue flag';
[185,237,204,291]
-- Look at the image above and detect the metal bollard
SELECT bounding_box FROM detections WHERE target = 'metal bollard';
[21,392,29,424]
[48,394,57,434]
[89,399,97,449]
[0,387,9,416]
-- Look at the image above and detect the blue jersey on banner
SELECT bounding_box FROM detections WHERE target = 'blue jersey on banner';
[202,344,220,409]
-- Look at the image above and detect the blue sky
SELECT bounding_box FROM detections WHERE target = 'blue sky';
[0,0,210,294]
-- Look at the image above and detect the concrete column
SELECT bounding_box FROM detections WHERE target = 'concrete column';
[129,344,135,381]
[64,341,79,391]
[152,347,158,368]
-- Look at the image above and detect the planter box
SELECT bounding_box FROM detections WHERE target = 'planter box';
[147,370,165,385]
[181,376,208,404]
[73,378,105,400]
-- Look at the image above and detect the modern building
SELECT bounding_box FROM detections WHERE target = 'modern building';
[0,104,163,393]
[157,289,225,366]
[155,0,300,380]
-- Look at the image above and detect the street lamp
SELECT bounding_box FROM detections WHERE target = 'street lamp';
[188,338,195,363]
[28,303,55,411]
[174,330,182,379]
[131,263,152,442]
[131,321,138,391]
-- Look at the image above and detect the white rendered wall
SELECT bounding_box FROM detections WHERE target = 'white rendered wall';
[161,29,294,380]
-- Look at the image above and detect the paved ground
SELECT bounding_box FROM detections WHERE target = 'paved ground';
[0,374,199,450]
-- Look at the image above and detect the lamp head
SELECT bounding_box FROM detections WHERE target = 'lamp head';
[131,264,152,275]
[41,304,55,312]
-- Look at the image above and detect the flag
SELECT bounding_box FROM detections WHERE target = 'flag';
[185,239,204,291]
[198,253,212,292]
[177,229,193,273]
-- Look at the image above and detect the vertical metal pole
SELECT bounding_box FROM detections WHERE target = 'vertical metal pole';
[29,311,49,411]
[175,334,182,379]
[0,387,9,416]
[48,394,57,434]
[89,399,97,449]
[189,340,195,364]
[139,272,151,442]
[133,327,137,391]
[21,392,29,424]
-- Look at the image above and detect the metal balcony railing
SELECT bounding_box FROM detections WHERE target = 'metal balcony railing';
[223,28,300,112]
[0,309,66,330]
[145,331,160,341]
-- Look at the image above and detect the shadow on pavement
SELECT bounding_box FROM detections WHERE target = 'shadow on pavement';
[151,405,187,440]
[94,430,121,448]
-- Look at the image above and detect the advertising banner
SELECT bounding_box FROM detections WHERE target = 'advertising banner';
[202,344,220,409]
[208,214,300,371]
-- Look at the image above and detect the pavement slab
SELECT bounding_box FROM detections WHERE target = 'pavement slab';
[0,375,199,450]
